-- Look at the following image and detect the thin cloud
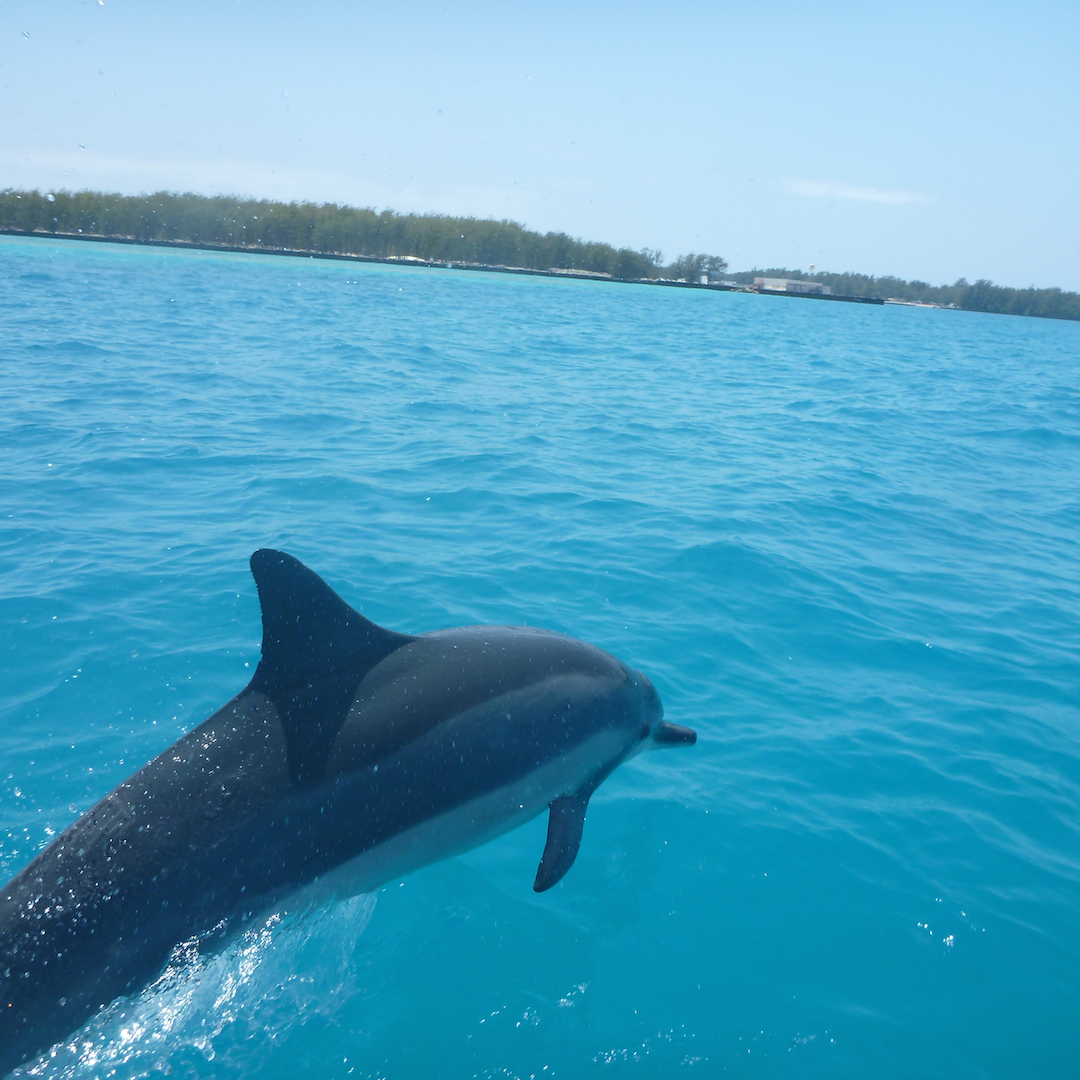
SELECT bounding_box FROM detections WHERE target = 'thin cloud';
[0,150,350,203]
[778,178,932,205]
[0,149,545,222]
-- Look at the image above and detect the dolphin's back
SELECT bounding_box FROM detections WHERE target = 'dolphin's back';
[327,624,629,775]
[0,552,660,1076]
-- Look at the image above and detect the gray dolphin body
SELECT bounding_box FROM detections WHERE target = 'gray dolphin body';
[0,550,695,1075]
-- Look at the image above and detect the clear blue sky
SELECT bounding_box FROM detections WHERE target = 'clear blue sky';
[3,1,1078,289]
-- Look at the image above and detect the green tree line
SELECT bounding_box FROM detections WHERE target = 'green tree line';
[2,189,1077,320]
[667,253,729,282]
[0,188,664,280]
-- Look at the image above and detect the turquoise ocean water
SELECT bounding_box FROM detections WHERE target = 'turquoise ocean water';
[1,234,1078,1078]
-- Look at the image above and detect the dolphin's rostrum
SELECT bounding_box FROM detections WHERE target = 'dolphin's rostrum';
[0,550,695,1074]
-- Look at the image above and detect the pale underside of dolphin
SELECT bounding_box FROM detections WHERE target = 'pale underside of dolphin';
[0,550,695,1075]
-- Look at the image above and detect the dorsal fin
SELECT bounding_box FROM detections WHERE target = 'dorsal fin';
[246,549,416,785]
[248,549,413,693]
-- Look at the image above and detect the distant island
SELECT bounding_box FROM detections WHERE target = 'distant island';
[2,188,1077,323]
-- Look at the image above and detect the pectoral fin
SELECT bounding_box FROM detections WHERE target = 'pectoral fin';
[534,792,589,892]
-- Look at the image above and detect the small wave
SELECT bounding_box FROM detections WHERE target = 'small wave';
[22,893,376,1079]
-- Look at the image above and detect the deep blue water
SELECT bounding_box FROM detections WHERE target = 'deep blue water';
[2,235,1079,1079]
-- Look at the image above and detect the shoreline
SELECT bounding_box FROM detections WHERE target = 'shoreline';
[0,227,885,306]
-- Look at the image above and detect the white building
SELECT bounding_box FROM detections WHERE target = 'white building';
[754,277,832,295]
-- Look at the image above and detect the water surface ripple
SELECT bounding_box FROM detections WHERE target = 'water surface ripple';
[2,236,1079,1078]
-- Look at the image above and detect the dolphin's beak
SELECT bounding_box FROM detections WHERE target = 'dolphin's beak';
[652,721,697,747]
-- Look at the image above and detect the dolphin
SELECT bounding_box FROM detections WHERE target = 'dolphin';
[0,550,695,1075]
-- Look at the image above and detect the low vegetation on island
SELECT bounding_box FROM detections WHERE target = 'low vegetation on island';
[724,269,1080,322]
[1,188,1077,322]
[0,188,666,280]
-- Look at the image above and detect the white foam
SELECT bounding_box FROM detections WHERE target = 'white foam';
[22,892,376,1079]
